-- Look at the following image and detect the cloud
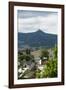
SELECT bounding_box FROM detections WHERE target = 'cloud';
[18,11,58,34]
[17,10,54,18]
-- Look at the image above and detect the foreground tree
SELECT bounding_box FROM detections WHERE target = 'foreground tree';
[40,46,58,78]
[40,59,57,78]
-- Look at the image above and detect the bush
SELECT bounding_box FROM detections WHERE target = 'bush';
[41,59,57,78]
[36,69,41,78]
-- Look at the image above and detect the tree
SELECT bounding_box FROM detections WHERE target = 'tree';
[40,49,49,61]
[26,48,31,54]
[53,46,57,59]
[40,46,58,78]
[40,59,57,78]
[18,49,36,79]
[18,51,23,55]
[36,69,41,78]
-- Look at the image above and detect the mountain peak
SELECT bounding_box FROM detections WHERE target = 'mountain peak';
[36,29,45,33]
[18,29,57,49]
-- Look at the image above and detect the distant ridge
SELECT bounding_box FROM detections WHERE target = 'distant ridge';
[36,29,45,33]
[18,29,57,49]
[20,29,45,34]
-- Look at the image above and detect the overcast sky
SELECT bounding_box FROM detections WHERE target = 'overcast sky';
[17,10,58,34]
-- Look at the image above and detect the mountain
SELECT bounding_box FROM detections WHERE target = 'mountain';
[18,29,57,49]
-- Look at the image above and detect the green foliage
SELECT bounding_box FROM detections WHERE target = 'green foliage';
[18,51,23,55]
[40,49,49,60]
[40,59,57,78]
[18,46,58,79]
[18,49,34,62]
[40,46,58,78]
[26,49,31,54]
[24,54,34,61]
[36,69,41,78]
[53,46,58,59]
[18,49,35,79]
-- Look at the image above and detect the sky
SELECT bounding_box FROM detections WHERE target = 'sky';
[17,10,58,34]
